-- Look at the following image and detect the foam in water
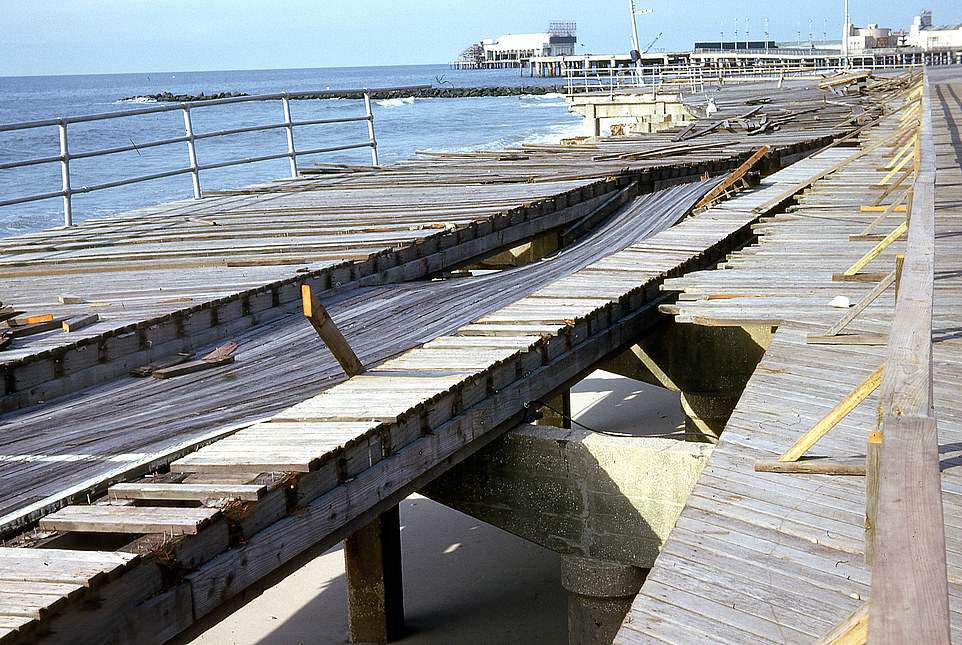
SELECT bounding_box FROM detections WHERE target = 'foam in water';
[376,96,415,108]
[115,96,157,104]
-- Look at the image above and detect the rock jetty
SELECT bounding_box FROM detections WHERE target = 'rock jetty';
[120,85,567,103]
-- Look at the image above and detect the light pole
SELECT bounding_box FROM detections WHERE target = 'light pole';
[628,0,652,84]
[842,0,850,68]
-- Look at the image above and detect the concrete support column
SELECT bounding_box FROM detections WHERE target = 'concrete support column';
[538,389,572,429]
[345,505,404,643]
[561,556,646,645]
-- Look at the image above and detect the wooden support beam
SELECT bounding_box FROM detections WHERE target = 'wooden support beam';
[894,254,904,301]
[537,389,572,429]
[805,333,888,346]
[345,505,404,644]
[755,460,866,476]
[864,431,882,566]
[842,220,908,277]
[108,483,265,502]
[301,284,365,378]
[820,270,896,338]
[778,365,884,462]
[693,145,770,210]
[62,313,99,333]
[6,317,68,338]
[856,186,912,239]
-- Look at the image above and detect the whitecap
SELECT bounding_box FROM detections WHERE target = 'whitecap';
[375,96,415,108]
[519,92,566,100]
[116,96,158,104]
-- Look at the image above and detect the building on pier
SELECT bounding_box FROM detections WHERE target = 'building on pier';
[450,21,576,70]
[907,9,962,49]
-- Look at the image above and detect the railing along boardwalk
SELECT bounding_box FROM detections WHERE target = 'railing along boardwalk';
[0,86,429,226]
[618,69,961,643]
[869,74,948,644]
[0,73,917,643]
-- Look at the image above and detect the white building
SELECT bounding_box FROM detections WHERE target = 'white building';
[846,24,895,52]
[482,32,576,63]
[907,10,962,49]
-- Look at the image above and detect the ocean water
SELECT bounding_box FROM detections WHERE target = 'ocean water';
[0,64,582,237]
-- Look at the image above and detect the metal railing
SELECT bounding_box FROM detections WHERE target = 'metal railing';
[0,85,429,227]
[563,61,926,97]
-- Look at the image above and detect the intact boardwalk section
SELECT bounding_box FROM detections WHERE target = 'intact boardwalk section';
[616,70,962,642]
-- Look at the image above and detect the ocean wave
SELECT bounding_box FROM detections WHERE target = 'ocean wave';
[376,96,415,108]
[520,92,565,100]
[424,121,584,154]
[115,96,158,104]
[519,101,567,109]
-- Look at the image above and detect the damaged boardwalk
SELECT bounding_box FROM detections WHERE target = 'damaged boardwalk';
[617,70,962,642]
[0,71,939,643]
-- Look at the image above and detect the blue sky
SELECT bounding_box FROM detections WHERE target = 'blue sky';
[1,1,959,76]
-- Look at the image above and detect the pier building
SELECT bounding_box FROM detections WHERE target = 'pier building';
[451,21,576,70]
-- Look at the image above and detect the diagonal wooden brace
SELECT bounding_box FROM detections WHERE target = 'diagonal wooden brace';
[302,284,365,377]
[842,220,908,277]
[778,365,884,462]
[821,270,897,338]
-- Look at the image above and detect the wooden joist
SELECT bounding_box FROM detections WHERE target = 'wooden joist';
[38,505,220,535]
[108,483,265,502]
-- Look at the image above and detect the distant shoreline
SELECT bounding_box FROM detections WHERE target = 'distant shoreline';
[119,85,567,103]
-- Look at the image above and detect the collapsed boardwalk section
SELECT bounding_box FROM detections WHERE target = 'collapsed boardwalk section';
[0,141,864,644]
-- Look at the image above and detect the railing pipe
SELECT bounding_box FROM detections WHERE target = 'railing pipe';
[58,120,72,227]
[181,106,202,199]
[0,83,422,221]
[282,95,298,178]
[364,93,378,167]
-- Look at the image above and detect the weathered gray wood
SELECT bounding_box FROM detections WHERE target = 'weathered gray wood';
[107,483,264,502]
[345,505,404,643]
[38,506,220,535]
[302,284,365,377]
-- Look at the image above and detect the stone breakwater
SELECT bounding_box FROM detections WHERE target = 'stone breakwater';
[120,85,567,103]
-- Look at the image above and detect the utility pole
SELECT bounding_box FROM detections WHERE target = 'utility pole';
[842,0,850,68]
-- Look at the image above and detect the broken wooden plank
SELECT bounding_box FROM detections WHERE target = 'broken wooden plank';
[302,284,365,377]
[62,313,99,333]
[129,352,195,377]
[151,344,238,379]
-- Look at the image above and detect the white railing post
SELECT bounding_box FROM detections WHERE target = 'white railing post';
[181,105,202,199]
[58,119,73,227]
[363,92,379,167]
[282,95,298,178]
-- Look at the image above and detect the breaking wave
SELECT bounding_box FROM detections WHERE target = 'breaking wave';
[376,96,415,108]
